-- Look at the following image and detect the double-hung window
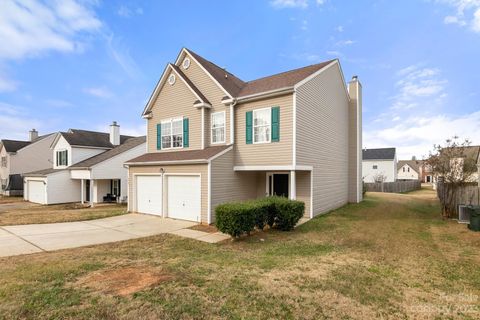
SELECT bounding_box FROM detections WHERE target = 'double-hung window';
[56,150,68,166]
[253,108,271,144]
[211,111,225,144]
[1,156,6,167]
[161,118,183,149]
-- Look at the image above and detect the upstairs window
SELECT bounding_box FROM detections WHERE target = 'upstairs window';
[373,165,378,169]
[56,150,68,166]
[161,118,183,149]
[1,156,6,167]
[253,108,271,144]
[211,111,225,144]
[403,167,405,172]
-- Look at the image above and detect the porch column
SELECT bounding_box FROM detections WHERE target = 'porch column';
[80,179,84,204]
[89,179,94,207]
[290,171,296,200]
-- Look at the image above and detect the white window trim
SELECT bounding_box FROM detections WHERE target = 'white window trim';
[161,117,184,150]
[211,111,226,145]
[253,107,272,145]
[56,149,68,167]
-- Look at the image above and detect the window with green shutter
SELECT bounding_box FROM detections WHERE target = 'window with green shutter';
[246,111,253,144]
[183,118,189,147]
[156,123,161,150]
[271,106,280,142]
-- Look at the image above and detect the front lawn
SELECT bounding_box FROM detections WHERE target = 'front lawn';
[0,203,127,226]
[0,196,23,204]
[0,189,479,319]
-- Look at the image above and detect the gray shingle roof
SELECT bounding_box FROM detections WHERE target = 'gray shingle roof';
[23,168,65,177]
[60,129,134,148]
[1,140,31,152]
[126,145,231,164]
[69,136,146,169]
[186,48,334,98]
[398,160,423,174]
[363,148,396,160]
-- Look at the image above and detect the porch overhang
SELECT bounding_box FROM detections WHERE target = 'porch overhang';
[70,168,91,180]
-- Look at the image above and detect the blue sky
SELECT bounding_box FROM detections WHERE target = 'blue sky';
[0,0,479,159]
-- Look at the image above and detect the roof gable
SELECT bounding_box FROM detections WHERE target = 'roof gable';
[142,63,210,116]
[0,139,31,153]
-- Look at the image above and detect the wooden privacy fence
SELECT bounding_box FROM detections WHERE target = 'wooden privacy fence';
[436,182,480,215]
[364,180,421,193]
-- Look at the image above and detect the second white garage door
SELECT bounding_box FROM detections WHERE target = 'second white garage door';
[27,180,46,204]
[167,175,201,222]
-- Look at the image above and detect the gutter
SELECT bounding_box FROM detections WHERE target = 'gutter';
[236,87,294,103]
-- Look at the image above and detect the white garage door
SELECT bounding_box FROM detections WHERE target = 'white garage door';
[28,180,46,204]
[167,175,201,222]
[136,175,162,215]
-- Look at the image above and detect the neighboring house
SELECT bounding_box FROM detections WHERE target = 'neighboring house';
[23,123,146,205]
[362,148,397,182]
[0,129,56,196]
[397,160,423,181]
[125,48,363,224]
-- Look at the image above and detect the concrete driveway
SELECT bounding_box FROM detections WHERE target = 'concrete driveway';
[0,214,197,257]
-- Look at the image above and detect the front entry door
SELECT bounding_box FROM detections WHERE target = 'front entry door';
[267,173,289,198]
[85,180,90,202]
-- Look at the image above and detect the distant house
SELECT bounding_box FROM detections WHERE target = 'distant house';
[23,123,146,205]
[362,148,397,183]
[0,130,56,196]
[397,160,423,181]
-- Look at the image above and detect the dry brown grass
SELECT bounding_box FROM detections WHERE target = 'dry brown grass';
[0,203,127,225]
[0,196,24,204]
[0,188,479,319]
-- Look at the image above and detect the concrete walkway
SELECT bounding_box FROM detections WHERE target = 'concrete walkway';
[0,214,230,257]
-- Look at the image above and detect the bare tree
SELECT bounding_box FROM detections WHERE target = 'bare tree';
[426,136,478,218]
[373,172,387,183]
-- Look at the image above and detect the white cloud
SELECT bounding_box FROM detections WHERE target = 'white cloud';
[270,0,308,9]
[45,99,73,108]
[326,50,342,56]
[439,0,480,33]
[335,39,356,46]
[335,25,344,32]
[0,72,17,92]
[105,34,141,78]
[0,0,101,60]
[316,0,325,5]
[364,111,480,159]
[301,20,308,30]
[83,87,112,98]
[117,5,143,18]
[0,102,41,140]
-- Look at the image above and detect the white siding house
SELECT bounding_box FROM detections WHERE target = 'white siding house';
[362,148,397,183]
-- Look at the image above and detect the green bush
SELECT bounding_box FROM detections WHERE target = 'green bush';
[215,196,305,237]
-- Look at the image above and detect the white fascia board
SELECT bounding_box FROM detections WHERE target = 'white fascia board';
[294,60,351,102]
[237,87,294,103]
[181,48,233,99]
[125,159,209,166]
[142,63,170,116]
[234,165,312,171]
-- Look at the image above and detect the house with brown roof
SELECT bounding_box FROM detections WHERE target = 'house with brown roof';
[1,129,56,196]
[23,123,146,205]
[125,48,363,223]
[397,160,423,181]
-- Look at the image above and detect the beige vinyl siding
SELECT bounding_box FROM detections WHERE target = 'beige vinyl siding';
[235,94,294,166]
[296,63,350,216]
[179,52,230,147]
[147,73,202,153]
[296,171,311,218]
[210,149,258,222]
[348,80,363,202]
[128,164,209,223]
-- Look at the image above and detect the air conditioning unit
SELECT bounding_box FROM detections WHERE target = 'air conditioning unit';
[458,205,470,224]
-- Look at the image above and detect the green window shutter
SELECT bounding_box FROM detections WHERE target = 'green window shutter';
[156,123,161,150]
[183,118,189,147]
[271,106,280,142]
[246,111,253,144]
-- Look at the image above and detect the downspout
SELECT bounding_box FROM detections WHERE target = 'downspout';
[229,99,237,145]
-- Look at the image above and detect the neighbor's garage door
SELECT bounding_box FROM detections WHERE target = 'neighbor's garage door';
[136,175,162,215]
[167,175,201,222]
[27,180,46,204]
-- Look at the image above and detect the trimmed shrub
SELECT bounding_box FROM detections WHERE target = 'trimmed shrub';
[215,202,256,237]
[215,196,305,237]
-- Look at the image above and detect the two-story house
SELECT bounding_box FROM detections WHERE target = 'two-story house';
[397,160,423,181]
[1,129,56,196]
[362,148,397,183]
[125,48,363,224]
[23,123,146,205]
